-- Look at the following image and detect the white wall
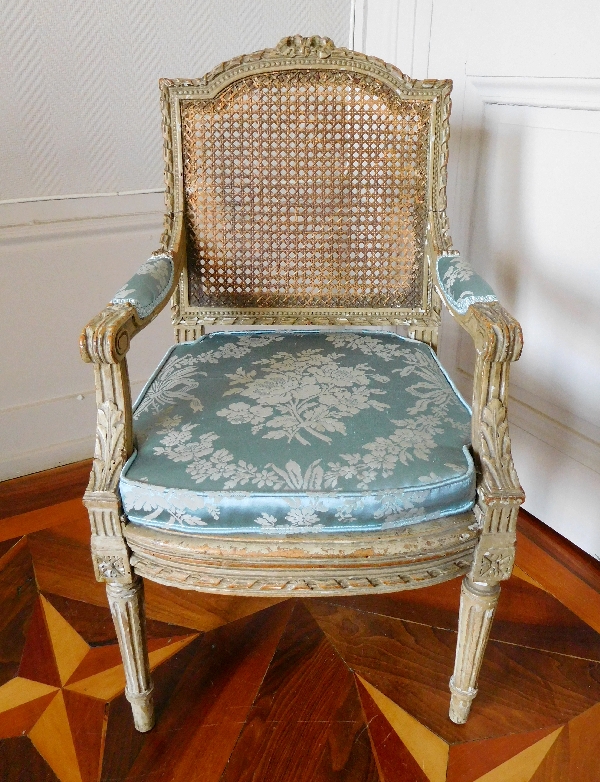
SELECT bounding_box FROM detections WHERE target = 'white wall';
[361,0,600,558]
[0,1,351,481]
[4,0,598,560]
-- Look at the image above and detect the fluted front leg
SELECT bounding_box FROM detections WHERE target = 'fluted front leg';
[106,578,155,732]
[449,577,500,724]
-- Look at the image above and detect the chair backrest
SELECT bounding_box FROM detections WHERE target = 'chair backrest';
[160,36,453,340]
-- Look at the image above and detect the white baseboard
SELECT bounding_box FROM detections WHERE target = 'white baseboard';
[0,380,149,482]
[0,436,95,483]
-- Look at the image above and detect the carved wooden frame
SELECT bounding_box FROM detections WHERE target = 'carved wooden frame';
[80,35,524,732]
[159,34,451,347]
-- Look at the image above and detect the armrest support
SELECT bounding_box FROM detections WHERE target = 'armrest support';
[80,211,186,365]
[434,252,525,583]
[79,216,185,583]
[458,301,524,497]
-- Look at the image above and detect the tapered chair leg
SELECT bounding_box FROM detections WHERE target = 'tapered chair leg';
[449,576,501,724]
[106,577,155,732]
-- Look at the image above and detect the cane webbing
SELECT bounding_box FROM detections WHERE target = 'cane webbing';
[181,69,431,311]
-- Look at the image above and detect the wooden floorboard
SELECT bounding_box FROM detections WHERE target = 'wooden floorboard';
[0,469,600,781]
[518,509,600,595]
[0,460,91,520]
[516,511,600,637]
[219,602,379,782]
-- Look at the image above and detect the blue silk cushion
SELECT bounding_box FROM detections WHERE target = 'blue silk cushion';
[120,330,475,535]
[112,253,174,319]
[437,255,497,314]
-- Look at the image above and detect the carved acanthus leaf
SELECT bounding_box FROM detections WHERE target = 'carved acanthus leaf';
[90,401,125,493]
[479,398,521,494]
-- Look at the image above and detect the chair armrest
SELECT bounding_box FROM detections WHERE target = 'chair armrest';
[450,295,524,502]
[80,302,141,365]
[80,251,183,365]
[79,220,185,583]
[79,240,183,489]
[434,253,525,582]
[435,254,498,316]
[111,252,174,320]
[80,213,186,365]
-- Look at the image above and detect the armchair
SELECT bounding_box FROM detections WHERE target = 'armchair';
[80,35,524,734]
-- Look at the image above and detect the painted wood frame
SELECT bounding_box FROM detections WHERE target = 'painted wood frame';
[80,35,524,732]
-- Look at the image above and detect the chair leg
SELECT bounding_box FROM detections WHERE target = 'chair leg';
[449,576,501,724]
[106,577,155,732]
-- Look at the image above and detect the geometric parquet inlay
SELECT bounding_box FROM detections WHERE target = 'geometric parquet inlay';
[0,510,599,781]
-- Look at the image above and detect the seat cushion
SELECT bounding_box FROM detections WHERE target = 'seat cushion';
[120,330,475,535]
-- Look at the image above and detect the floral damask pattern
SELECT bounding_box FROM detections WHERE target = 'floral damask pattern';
[217,348,390,445]
[437,255,497,315]
[121,330,475,534]
[324,333,408,362]
[134,334,284,418]
[112,253,174,318]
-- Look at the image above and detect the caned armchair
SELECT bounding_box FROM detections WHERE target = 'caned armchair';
[80,35,524,733]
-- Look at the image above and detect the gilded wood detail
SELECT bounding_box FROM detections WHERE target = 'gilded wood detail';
[125,512,477,562]
[129,553,473,597]
[80,217,187,583]
[161,34,451,335]
[80,36,528,730]
[106,578,154,732]
[90,401,125,493]
[124,513,477,597]
[449,578,501,724]
[429,271,525,585]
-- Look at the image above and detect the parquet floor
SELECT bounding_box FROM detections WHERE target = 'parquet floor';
[0,484,600,780]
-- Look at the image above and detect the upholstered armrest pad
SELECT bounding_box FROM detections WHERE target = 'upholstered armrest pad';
[437,255,498,315]
[111,253,174,319]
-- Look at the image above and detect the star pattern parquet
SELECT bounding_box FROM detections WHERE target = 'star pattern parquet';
[0,505,599,781]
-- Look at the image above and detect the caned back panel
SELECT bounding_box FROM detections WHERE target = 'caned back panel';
[180,68,432,311]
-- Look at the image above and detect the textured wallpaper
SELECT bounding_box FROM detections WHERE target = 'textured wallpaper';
[0,0,350,200]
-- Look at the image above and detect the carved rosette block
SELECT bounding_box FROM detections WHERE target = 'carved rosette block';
[471,545,514,583]
[449,577,500,724]
[91,534,132,584]
[470,525,517,583]
[106,579,154,732]
[83,492,133,584]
